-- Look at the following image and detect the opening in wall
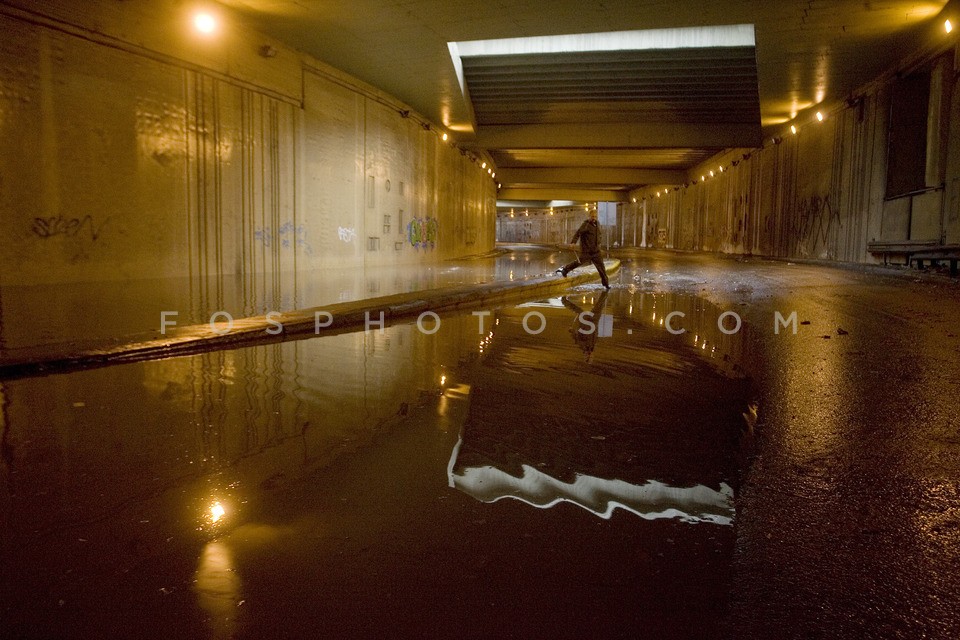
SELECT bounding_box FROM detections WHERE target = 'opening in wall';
[886,69,930,198]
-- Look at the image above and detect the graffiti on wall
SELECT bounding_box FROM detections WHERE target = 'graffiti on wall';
[407,216,438,250]
[792,194,840,250]
[255,221,312,254]
[338,226,357,243]
[730,194,748,247]
[31,215,110,241]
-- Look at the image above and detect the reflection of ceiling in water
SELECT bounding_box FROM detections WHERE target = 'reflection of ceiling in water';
[448,439,734,525]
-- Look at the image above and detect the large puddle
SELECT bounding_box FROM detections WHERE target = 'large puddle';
[0,251,534,353]
[0,286,754,639]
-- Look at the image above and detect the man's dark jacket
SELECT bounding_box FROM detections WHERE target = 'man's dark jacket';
[571,219,601,255]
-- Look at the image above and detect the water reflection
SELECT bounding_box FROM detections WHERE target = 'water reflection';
[448,452,735,524]
[559,290,611,363]
[0,287,751,637]
[449,288,753,521]
[0,317,481,637]
[0,250,531,353]
[194,541,241,639]
[0,384,9,552]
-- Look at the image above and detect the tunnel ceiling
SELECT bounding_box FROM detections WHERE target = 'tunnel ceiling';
[218,0,951,203]
[453,28,763,203]
[461,47,761,128]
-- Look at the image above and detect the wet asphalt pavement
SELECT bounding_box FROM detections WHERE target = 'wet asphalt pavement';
[1,246,959,639]
[612,248,960,639]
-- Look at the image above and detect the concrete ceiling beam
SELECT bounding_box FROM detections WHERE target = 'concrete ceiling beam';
[496,167,686,184]
[476,122,761,149]
[497,187,630,202]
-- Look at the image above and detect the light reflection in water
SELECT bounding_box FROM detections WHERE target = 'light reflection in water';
[448,441,734,525]
[194,541,241,639]
[210,501,226,524]
[448,288,752,523]
[0,282,756,634]
[0,315,484,617]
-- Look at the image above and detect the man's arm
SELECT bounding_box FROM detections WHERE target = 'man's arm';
[569,221,587,244]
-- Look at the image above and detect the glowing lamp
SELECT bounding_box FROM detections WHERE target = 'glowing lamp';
[193,12,217,35]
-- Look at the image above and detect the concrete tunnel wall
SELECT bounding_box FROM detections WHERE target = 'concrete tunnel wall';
[498,34,960,266]
[0,1,497,299]
[622,45,960,264]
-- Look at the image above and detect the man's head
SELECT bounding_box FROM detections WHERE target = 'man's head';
[588,209,598,221]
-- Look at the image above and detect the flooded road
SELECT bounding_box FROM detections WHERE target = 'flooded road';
[0,279,753,639]
[4,246,960,639]
[0,249,551,354]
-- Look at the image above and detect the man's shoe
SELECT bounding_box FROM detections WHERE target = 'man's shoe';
[555,269,566,277]
[603,284,611,290]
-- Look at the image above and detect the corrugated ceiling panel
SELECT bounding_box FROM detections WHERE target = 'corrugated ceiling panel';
[462,46,760,127]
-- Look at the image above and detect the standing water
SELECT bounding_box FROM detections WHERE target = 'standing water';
[0,285,754,639]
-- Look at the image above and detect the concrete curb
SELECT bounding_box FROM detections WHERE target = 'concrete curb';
[0,260,619,380]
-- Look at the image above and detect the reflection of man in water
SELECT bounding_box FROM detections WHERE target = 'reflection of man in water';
[555,209,610,289]
[561,290,609,363]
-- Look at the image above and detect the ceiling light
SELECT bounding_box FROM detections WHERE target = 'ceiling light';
[193,12,218,35]
[790,125,797,134]
[481,162,487,169]
[816,111,824,122]
[442,132,448,141]
[947,19,954,33]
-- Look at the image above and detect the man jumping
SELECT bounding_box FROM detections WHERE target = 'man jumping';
[555,208,610,289]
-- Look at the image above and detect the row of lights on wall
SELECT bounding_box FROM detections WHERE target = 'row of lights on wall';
[631,75,880,203]
[405,117,500,184]
[630,153,758,203]
[505,205,595,218]
[787,108,827,138]
[628,12,960,206]
[631,88,854,202]
[783,14,955,139]
[407,116,498,183]
[440,132,499,185]
[188,9,499,186]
